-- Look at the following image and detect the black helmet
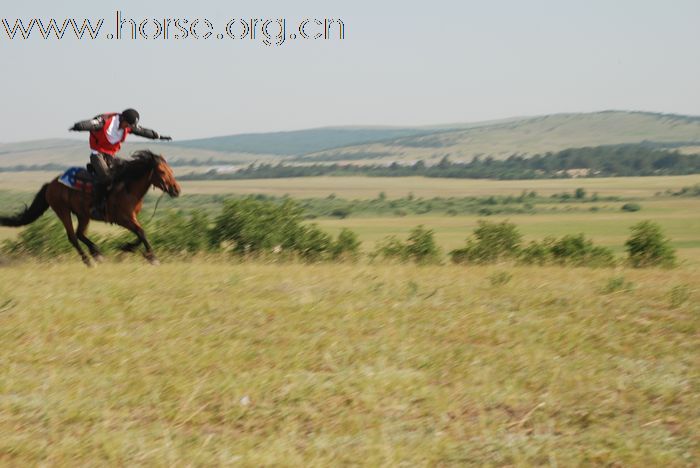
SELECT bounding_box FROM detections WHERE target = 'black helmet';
[121,108,140,126]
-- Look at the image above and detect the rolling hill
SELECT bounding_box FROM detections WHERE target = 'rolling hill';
[1,111,699,168]
[302,111,700,164]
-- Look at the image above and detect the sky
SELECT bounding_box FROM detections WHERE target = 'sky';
[1,0,699,142]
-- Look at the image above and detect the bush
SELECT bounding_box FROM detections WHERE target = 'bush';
[148,210,212,254]
[625,221,676,268]
[450,220,522,264]
[2,215,74,257]
[518,239,553,266]
[621,203,641,212]
[210,197,305,255]
[330,208,351,219]
[330,228,361,261]
[405,225,441,264]
[372,225,440,264]
[286,224,332,261]
[549,234,616,267]
[209,197,346,261]
[372,235,407,262]
[518,234,615,267]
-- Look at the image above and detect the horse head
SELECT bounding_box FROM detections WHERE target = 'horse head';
[147,153,181,197]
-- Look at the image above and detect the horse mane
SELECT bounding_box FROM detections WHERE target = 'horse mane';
[112,150,164,185]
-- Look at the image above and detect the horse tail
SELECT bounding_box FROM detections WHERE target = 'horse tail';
[0,184,50,227]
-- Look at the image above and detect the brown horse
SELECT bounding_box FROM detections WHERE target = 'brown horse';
[0,150,181,266]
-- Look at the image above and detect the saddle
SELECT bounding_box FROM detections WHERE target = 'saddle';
[58,166,96,192]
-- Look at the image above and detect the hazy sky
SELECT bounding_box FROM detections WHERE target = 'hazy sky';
[1,0,699,142]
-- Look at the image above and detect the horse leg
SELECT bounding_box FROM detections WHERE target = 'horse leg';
[76,216,104,262]
[119,239,142,253]
[55,208,91,266]
[120,217,159,265]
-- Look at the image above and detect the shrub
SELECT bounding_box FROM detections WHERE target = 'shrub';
[372,225,440,264]
[208,197,342,261]
[148,210,212,254]
[625,221,676,268]
[549,234,615,267]
[286,224,332,262]
[621,203,641,212]
[519,234,615,267]
[330,208,351,219]
[330,228,361,261]
[451,220,522,264]
[2,215,74,257]
[405,225,441,264]
[210,197,304,255]
[518,239,553,266]
[372,235,407,262]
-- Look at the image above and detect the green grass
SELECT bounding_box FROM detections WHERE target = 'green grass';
[2,174,700,262]
[175,174,700,198]
[1,172,699,464]
[311,198,700,262]
[0,260,697,465]
[3,172,700,198]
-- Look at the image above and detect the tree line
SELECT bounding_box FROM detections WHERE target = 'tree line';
[180,144,700,181]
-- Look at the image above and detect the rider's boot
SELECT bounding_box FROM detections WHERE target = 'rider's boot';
[91,182,106,220]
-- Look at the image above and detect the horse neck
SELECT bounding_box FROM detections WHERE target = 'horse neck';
[129,171,153,200]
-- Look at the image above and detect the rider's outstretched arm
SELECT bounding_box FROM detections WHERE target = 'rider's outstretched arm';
[69,115,104,132]
[131,126,172,141]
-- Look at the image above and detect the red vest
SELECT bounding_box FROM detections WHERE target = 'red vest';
[89,113,131,156]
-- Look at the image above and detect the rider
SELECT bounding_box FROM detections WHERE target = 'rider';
[69,109,171,219]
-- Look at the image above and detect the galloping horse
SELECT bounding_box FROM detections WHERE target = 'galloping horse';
[0,150,181,266]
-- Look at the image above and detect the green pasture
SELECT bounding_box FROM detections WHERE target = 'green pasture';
[0,261,697,465]
[5,173,700,198]
[1,174,699,262]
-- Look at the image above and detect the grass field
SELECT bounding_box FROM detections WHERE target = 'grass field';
[0,173,699,464]
[313,198,700,260]
[3,173,700,198]
[3,173,699,262]
[0,261,697,465]
[176,175,700,198]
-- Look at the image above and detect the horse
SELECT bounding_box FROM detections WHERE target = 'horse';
[0,150,181,266]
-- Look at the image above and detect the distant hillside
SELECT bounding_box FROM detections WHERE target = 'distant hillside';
[1,111,699,168]
[0,139,274,168]
[173,127,432,156]
[303,111,700,163]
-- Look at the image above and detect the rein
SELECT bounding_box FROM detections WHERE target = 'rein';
[145,168,165,224]
[147,191,165,224]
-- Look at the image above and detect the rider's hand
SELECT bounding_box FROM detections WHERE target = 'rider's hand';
[159,135,172,141]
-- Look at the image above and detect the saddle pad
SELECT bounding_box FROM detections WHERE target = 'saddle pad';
[58,167,94,192]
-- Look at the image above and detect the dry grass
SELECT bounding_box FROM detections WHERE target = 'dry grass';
[0,260,697,465]
[177,175,700,198]
[7,172,698,198]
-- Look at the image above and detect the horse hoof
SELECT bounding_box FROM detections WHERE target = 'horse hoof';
[147,257,160,266]
[93,254,105,263]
